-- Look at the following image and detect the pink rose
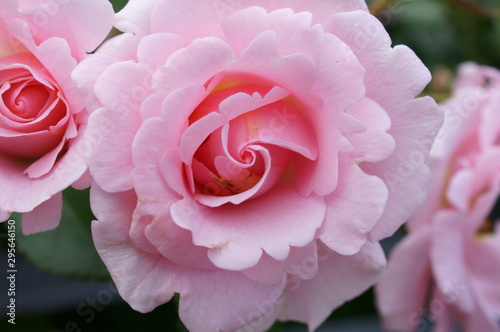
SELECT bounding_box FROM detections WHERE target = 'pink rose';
[377,62,500,332]
[75,0,442,330]
[0,0,114,234]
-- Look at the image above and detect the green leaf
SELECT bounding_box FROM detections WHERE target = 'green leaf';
[15,188,111,280]
[108,0,128,12]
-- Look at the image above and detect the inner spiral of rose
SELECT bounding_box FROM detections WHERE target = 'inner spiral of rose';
[0,59,67,160]
[180,73,318,204]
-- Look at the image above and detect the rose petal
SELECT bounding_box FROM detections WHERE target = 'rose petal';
[137,32,187,72]
[171,185,326,270]
[326,10,443,241]
[91,185,287,332]
[115,0,158,35]
[0,208,11,221]
[466,235,500,330]
[431,210,475,312]
[376,226,432,332]
[178,85,290,165]
[21,192,62,235]
[86,60,154,192]
[18,0,114,58]
[0,122,87,213]
[242,242,319,286]
[151,0,225,41]
[365,96,441,241]
[145,211,214,269]
[152,37,234,96]
[91,186,177,312]
[279,241,386,331]
[345,97,396,163]
[72,33,141,112]
[178,271,286,332]
[320,158,388,255]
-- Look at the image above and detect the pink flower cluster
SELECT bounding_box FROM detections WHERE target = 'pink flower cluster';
[0,0,461,331]
[377,63,500,332]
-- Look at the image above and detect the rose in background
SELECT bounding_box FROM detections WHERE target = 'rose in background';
[0,0,114,234]
[74,0,442,330]
[377,62,500,332]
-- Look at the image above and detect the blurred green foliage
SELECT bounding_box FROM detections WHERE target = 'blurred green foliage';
[381,0,500,70]
[109,0,128,12]
[14,188,110,281]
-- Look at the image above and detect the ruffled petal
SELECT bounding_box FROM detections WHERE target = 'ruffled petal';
[171,186,326,270]
[376,227,432,332]
[280,241,386,331]
[320,158,388,255]
[21,191,62,235]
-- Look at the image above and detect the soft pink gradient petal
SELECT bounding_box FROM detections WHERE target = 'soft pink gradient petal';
[136,33,187,71]
[279,241,386,331]
[72,33,141,112]
[178,271,286,332]
[222,7,366,108]
[85,61,155,192]
[431,210,474,312]
[145,212,214,270]
[2,22,83,112]
[430,88,483,162]
[464,309,500,332]
[71,169,92,190]
[18,0,114,59]
[0,122,87,212]
[376,226,432,332]
[85,106,138,192]
[0,0,18,17]
[320,158,388,255]
[480,91,500,148]
[194,145,291,207]
[430,288,455,332]
[236,306,281,332]
[94,61,153,114]
[171,186,326,270]
[91,185,288,332]
[21,192,62,235]
[467,235,500,331]
[242,243,319,286]
[326,10,442,240]
[178,86,290,166]
[231,30,317,97]
[222,7,367,197]
[453,62,500,90]
[127,209,158,254]
[346,97,396,163]
[151,0,224,41]
[150,0,364,46]
[0,209,11,222]
[152,37,234,96]
[132,117,184,207]
[364,95,441,241]
[24,138,66,178]
[91,186,178,312]
[114,0,157,35]
[446,169,475,212]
